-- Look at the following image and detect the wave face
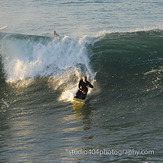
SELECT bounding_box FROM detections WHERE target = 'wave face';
[89,30,163,102]
[0,30,163,102]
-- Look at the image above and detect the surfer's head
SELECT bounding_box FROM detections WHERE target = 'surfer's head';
[53,31,58,36]
[82,76,87,82]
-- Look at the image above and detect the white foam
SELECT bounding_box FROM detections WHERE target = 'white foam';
[1,35,94,81]
[144,66,163,75]
[1,34,96,101]
[95,26,163,38]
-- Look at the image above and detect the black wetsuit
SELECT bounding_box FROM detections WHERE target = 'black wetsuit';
[75,79,93,99]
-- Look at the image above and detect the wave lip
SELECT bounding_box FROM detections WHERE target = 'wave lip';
[0,33,95,83]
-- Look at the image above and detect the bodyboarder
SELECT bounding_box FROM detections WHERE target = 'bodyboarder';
[74,76,93,99]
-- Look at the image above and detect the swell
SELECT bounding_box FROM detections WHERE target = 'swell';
[90,30,163,71]
[90,30,163,82]
[88,30,163,104]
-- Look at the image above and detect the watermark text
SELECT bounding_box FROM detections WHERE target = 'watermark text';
[65,149,155,156]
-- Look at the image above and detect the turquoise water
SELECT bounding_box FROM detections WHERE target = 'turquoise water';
[0,0,163,162]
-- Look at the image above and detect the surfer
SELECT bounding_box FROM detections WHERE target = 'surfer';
[53,31,59,37]
[74,76,93,99]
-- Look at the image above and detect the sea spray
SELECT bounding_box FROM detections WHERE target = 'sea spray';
[0,33,96,101]
[0,33,95,82]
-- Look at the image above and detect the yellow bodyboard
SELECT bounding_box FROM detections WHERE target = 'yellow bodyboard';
[73,97,85,103]
[73,97,85,111]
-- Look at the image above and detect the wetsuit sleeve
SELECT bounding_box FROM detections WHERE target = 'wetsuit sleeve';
[78,80,82,90]
[88,82,93,88]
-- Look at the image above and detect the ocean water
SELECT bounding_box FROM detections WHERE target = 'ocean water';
[0,0,163,162]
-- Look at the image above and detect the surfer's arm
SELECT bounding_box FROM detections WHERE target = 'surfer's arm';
[78,80,82,90]
[87,82,93,88]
